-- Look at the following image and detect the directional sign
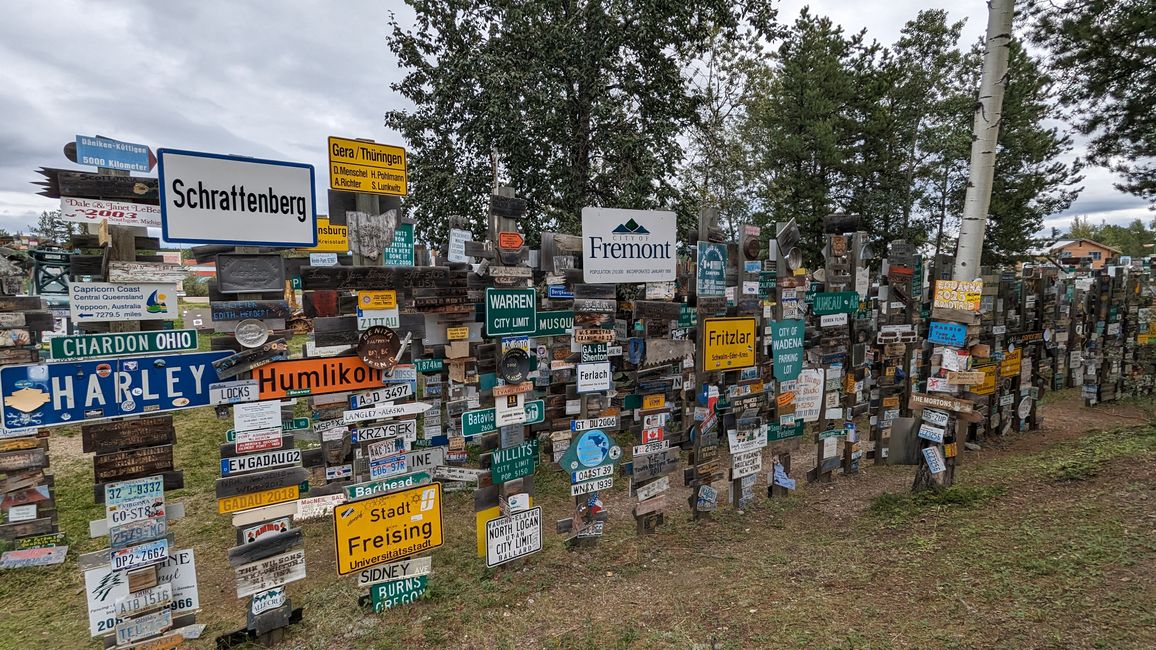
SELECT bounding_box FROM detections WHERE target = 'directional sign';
[158,148,317,246]
[327,136,407,196]
[333,482,443,576]
[485,288,537,337]
[70,282,179,322]
[1,350,230,428]
[75,135,155,172]
[462,400,544,437]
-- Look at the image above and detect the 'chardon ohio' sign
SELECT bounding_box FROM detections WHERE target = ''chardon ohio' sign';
[581,207,676,283]
[0,351,230,428]
[158,148,317,247]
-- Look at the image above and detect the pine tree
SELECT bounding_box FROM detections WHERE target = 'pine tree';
[31,210,76,247]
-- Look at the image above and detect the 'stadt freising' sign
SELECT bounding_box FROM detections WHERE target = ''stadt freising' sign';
[158,148,317,246]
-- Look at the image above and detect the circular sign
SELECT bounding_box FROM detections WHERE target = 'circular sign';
[574,429,612,468]
[235,319,271,348]
[743,236,762,260]
[1017,397,1033,419]
[498,348,529,384]
[357,326,402,372]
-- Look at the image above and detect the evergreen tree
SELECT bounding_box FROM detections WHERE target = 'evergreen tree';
[385,0,773,245]
[31,210,76,247]
[1026,0,1155,204]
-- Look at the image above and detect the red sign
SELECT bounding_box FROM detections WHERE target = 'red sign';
[498,232,524,250]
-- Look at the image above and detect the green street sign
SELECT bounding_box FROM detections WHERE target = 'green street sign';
[811,291,860,315]
[677,304,697,328]
[758,271,777,299]
[818,428,844,440]
[485,288,537,336]
[414,358,444,374]
[49,329,199,361]
[533,310,574,337]
[771,319,804,381]
[345,471,432,501]
[491,440,539,483]
[371,576,427,612]
[463,400,544,436]
[383,223,415,267]
[226,417,309,442]
[767,420,804,442]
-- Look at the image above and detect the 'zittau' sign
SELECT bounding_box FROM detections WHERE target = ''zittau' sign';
[701,317,757,372]
[328,136,407,196]
[332,482,443,576]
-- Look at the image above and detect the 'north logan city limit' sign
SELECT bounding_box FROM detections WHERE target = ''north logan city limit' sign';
[157,148,317,247]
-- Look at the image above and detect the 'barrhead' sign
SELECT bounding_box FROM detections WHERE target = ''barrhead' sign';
[581,207,676,283]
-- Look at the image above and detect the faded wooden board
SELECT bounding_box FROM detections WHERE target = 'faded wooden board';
[299,265,455,291]
[34,168,159,202]
[216,254,287,294]
[226,528,303,567]
[211,301,292,322]
[107,261,188,283]
[215,467,310,500]
[93,445,174,482]
[81,416,175,454]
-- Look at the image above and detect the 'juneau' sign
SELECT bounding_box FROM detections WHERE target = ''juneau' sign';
[581,207,676,283]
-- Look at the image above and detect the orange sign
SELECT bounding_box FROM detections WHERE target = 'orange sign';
[498,231,524,250]
[253,356,387,400]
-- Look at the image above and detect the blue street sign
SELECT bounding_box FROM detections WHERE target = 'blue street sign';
[0,351,231,428]
[75,135,155,172]
[928,321,967,347]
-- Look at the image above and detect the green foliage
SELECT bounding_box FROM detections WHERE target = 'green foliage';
[385,0,773,246]
[31,210,76,248]
[1064,216,1156,258]
[869,484,1008,525]
[1026,0,1156,205]
[181,274,208,297]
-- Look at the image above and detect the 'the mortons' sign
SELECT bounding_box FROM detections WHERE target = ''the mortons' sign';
[158,149,317,247]
[581,207,676,283]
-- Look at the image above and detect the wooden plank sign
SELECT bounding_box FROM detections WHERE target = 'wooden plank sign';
[210,301,291,322]
[216,253,287,293]
[107,261,187,284]
[946,370,985,385]
[909,392,974,414]
[234,549,307,598]
[93,445,173,482]
[81,416,175,454]
[227,528,304,567]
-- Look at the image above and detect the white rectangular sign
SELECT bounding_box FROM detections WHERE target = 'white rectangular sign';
[576,362,612,393]
[84,548,199,637]
[486,506,543,567]
[447,228,470,264]
[234,549,307,598]
[60,197,162,227]
[581,207,676,283]
[70,282,178,322]
[356,556,432,588]
[158,148,317,246]
[233,400,282,433]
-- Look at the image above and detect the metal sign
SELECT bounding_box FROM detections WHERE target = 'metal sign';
[356,556,432,588]
[490,440,539,484]
[811,291,859,315]
[83,549,199,638]
[771,319,804,381]
[332,482,443,576]
[485,506,542,567]
[370,576,428,612]
[234,549,307,598]
[74,135,154,171]
[327,136,407,196]
[59,196,161,227]
[158,148,317,246]
[581,207,676,283]
[70,282,179,322]
[701,317,757,372]
[302,217,349,252]
[696,241,727,296]
[383,223,415,267]
[928,321,968,347]
[219,449,302,476]
[50,329,199,362]
[1,350,229,428]
[251,356,388,400]
[485,288,537,336]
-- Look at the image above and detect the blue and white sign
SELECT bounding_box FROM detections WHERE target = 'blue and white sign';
[547,285,574,299]
[927,321,967,347]
[922,446,946,474]
[158,149,317,247]
[75,135,154,172]
[0,351,231,428]
[696,241,727,297]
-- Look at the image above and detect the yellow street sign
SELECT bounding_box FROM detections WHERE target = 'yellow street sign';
[701,317,757,372]
[333,482,443,575]
[300,217,349,253]
[447,327,469,340]
[218,485,299,514]
[328,136,408,196]
[642,394,665,410]
[358,290,398,310]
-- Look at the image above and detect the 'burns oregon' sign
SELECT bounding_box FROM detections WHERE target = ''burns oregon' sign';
[701,317,758,372]
[332,482,443,576]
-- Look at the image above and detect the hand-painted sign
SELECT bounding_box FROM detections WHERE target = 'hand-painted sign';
[702,317,757,372]
[485,288,537,336]
[383,223,415,267]
[928,321,967,347]
[582,207,676,283]
[333,482,443,576]
[1,351,229,428]
[771,320,804,381]
[59,196,161,227]
[327,136,407,196]
[69,282,178,322]
[696,242,727,296]
[234,549,307,598]
[158,148,317,246]
[485,506,542,567]
[933,279,982,312]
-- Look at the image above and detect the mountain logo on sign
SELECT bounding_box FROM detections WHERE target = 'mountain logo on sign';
[611,218,649,235]
[145,290,168,314]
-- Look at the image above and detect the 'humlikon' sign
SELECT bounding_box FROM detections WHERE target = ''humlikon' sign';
[581,207,676,283]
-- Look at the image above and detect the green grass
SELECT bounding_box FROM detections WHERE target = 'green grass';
[869,484,1008,525]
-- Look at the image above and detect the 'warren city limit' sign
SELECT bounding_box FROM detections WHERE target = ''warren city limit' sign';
[50,330,198,361]
[0,351,230,428]
[485,288,536,337]
[158,148,317,247]
[328,136,408,197]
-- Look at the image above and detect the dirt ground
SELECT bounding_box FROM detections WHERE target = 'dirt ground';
[1,389,1154,649]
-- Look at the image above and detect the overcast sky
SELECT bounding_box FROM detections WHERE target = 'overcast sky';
[0,0,1148,238]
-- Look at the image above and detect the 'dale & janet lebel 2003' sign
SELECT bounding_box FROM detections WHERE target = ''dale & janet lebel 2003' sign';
[581,207,676,283]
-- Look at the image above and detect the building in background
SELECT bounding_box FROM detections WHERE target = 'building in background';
[1044,239,1121,269]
